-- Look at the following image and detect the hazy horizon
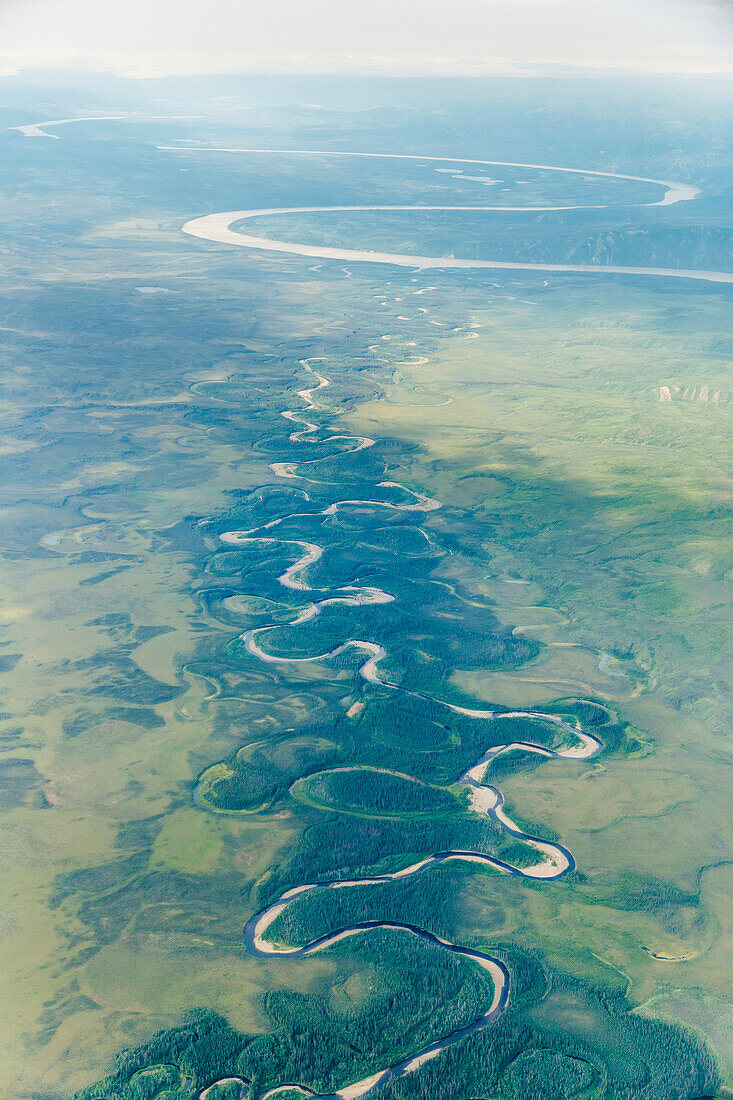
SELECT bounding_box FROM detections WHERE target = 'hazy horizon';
[1,0,732,79]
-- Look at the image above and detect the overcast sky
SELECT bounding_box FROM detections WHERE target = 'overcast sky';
[0,0,731,78]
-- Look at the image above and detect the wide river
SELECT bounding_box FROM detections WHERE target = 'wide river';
[179,149,733,284]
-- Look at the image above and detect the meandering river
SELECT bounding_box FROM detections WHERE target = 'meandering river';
[179,154,684,1096]
[203,354,605,1100]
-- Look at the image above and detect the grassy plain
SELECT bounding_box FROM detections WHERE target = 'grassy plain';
[342,278,733,1076]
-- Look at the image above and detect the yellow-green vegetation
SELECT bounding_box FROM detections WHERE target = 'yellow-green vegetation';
[342,282,733,1078]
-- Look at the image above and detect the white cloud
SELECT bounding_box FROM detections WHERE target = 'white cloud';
[0,0,730,76]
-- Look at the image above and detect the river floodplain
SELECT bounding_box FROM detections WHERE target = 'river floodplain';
[0,76,730,1100]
